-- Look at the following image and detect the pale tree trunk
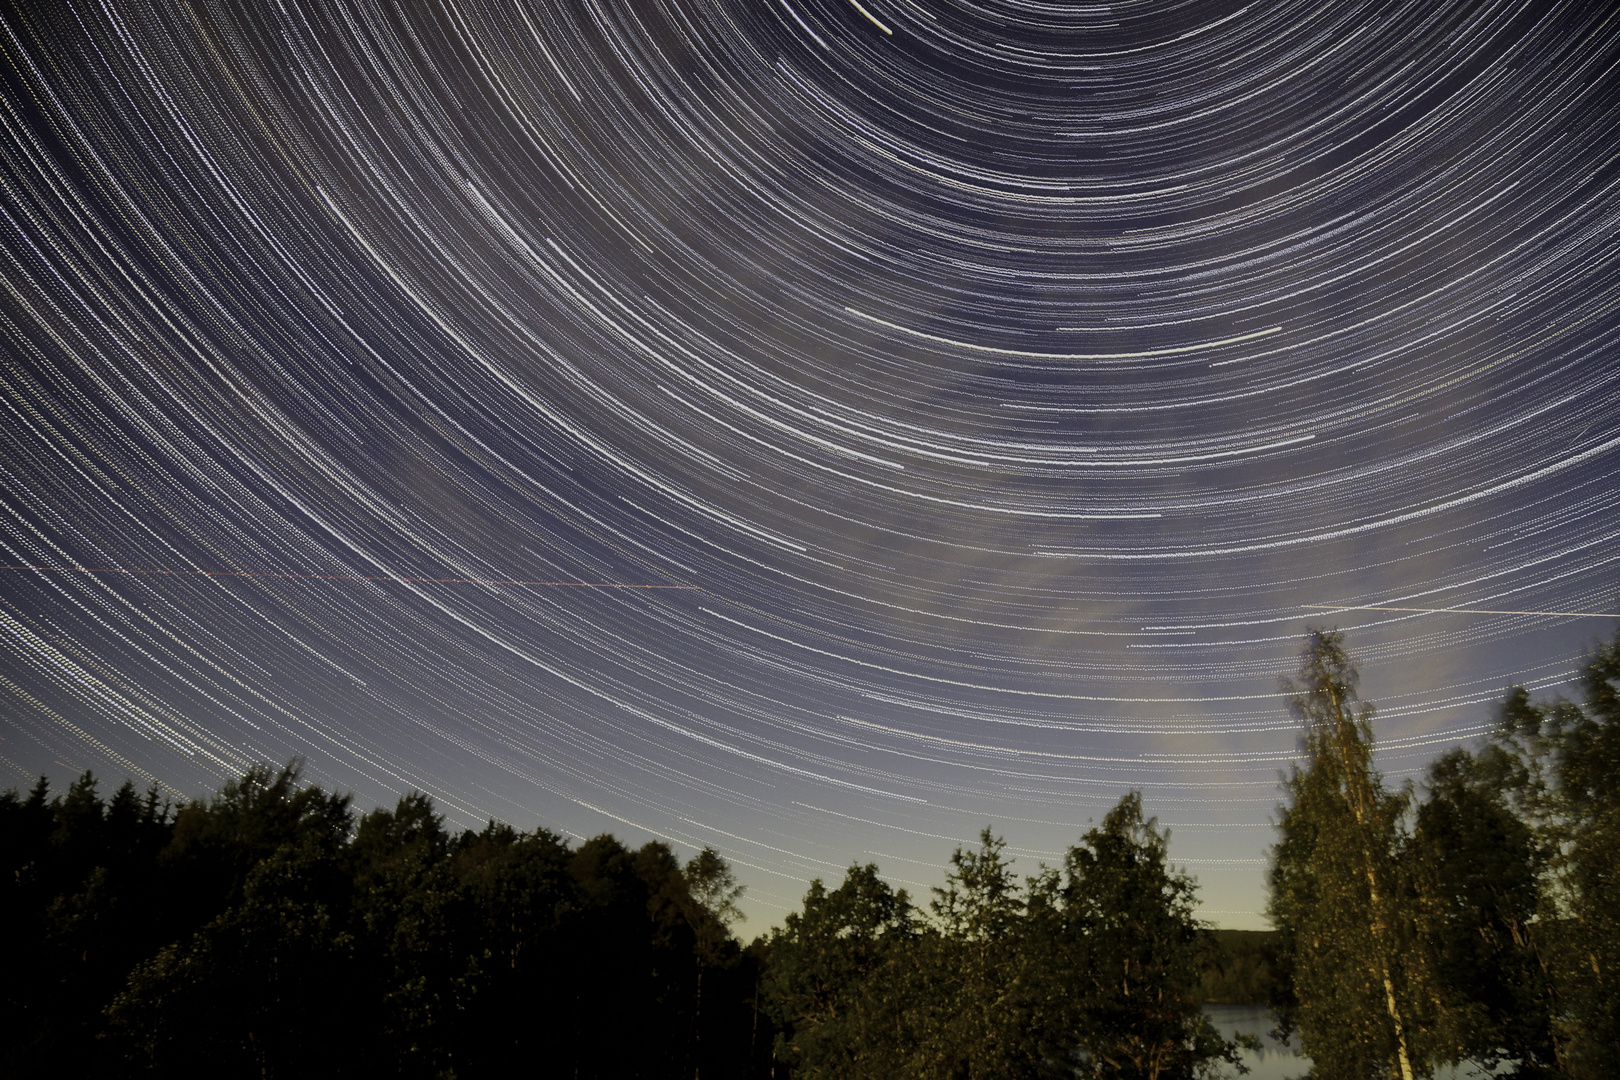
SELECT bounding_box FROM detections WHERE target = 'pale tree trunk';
[1329,686,1416,1080]
[1360,849,1415,1080]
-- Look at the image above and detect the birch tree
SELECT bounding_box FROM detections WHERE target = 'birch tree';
[1268,629,1428,1080]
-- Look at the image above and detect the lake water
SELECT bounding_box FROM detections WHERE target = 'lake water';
[1203,1004,1306,1080]
[1202,1006,1512,1079]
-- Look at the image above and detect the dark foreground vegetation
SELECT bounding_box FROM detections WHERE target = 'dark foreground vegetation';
[1199,931,1282,1007]
[0,763,768,1079]
[3,629,1616,1079]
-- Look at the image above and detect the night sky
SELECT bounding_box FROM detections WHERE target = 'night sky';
[1,0,1617,928]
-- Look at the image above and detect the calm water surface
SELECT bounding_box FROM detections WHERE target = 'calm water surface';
[1202,1006,1511,1080]
[1204,1005,1305,1080]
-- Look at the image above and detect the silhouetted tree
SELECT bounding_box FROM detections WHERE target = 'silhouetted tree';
[1037,793,1240,1080]
[0,776,59,1074]
[1488,631,1620,1077]
[0,772,171,1076]
[450,819,579,1076]
[108,840,362,1075]
[157,761,353,942]
[764,863,918,1079]
[1197,930,1282,1006]
[349,791,470,1076]
[684,846,747,1078]
[3,760,781,1079]
[1409,746,1558,1076]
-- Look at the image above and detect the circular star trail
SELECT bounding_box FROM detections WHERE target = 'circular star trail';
[0,0,1616,923]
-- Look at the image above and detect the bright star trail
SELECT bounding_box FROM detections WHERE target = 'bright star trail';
[0,0,1616,926]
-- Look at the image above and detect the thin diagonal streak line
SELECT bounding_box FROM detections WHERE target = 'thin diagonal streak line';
[1308,604,1618,618]
[1,565,698,589]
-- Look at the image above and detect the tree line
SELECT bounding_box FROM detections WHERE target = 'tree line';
[2,628,1616,1077]
[1269,628,1620,1079]
[1,765,766,1078]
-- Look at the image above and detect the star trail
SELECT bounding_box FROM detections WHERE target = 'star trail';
[1,0,1617,925]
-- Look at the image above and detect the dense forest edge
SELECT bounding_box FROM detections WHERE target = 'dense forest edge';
[3,628,1616,1079]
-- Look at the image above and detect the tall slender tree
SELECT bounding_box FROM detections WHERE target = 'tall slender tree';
[1268,629,1427,1080]
[684,846,746,1080]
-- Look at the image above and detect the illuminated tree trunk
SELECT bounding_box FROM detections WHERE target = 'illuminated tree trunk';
[1269,630,1424,1080]
[1329,682,1417,1080]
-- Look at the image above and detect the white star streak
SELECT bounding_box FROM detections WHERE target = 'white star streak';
[0,0,1615,923]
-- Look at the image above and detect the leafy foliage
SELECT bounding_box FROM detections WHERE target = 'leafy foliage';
[1268,628,1429,1080]
[2,762,769,1079]
[764,863,919,1079]
[11,631,1620,1078]
[768,807,1239,1080]
[1408,746,1557,1076]
[1481,633,1620,1077]
[1268,627,1620,1079]
[0,772,170,1077]
[1197,931,1283,1006]
[1042,794,1238,1080]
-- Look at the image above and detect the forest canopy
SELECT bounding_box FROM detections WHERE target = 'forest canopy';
[4,628,1618,1078]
